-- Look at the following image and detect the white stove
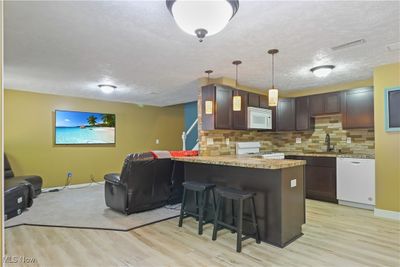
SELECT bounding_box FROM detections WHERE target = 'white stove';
[236,142,285,159]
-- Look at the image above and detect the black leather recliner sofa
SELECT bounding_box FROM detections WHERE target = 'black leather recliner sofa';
[104,152,175,214]
[5,154,43,197]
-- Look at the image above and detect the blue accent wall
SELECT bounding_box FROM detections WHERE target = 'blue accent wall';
[184,101,198,150]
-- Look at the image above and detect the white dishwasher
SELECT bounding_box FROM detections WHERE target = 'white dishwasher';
[337,157,375,210]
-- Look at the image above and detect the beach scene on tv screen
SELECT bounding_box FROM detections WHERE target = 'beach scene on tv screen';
[55,110,115,144]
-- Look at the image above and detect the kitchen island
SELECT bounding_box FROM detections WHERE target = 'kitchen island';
[173,155,306,248]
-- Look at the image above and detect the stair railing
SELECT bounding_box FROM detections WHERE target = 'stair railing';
[182,118,198,150]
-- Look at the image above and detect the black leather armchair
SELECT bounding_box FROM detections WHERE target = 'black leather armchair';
[4,179,34,220]
[4,154,43,197]
[104,152,173,214]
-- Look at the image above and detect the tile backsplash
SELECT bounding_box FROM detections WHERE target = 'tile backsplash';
[199,115,374,156]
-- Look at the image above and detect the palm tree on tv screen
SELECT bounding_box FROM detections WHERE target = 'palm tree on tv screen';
[87,115,97,126]
[101,114,115,127]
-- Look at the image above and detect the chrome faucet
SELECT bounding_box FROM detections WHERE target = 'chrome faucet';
[325,133,334,152]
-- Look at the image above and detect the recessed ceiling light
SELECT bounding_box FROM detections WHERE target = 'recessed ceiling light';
[310,65,335,78]
[98,84,116,94]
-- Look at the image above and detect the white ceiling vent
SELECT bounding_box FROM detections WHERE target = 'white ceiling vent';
[386,42,400,52]
[331,39,366,51]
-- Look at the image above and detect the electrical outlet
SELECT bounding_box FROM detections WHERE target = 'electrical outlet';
[296,137,301,144]
[226,138,230,145]
[156,139,160,144]
[346,137,352,144]
[67,171,72,178]
[206,138,214,145]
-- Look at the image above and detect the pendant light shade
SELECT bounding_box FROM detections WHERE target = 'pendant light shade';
[267,49,279,107]
[233,95,241,111]
[166,0,239,42]
[204,70,214,115]
[268,88,278,107]
[232,60,242,111]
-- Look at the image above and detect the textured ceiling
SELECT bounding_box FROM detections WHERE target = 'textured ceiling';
[4,1,400,106]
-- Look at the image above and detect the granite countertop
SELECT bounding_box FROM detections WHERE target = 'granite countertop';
[172,155,306,170]
[282,152,375,159]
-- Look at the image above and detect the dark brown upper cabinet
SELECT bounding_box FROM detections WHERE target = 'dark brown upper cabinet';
[248,93,260,107]
[309,92,341,116]
[324,92,341,114]
[215,86,233,129]
[295,96,313,131]
[232,90,248,130]
[201,84,233,130]
[342,87,374,129]
[276,98,295,131]
[309,94,324,116]
[259,95,269,108]
[201,84,216,131]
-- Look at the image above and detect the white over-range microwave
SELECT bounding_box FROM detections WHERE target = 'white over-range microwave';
[247,107,272,130]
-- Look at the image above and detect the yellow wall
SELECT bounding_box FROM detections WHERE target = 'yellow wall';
[373,62,400,212]
[5,90,184,188]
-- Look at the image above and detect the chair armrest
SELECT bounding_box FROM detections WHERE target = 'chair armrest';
[104,173,122,185]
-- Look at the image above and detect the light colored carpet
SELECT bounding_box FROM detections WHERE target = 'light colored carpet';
[5,183,180,230]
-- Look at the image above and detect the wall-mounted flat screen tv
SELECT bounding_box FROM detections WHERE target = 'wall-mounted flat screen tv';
[55,110,116,145]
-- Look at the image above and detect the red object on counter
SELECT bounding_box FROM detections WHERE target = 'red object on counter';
[170,150,199,157]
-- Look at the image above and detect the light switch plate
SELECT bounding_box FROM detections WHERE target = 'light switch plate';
[156,139,160,144]
[226,138,230,145]
[290,179,297,188]
[346,137,352,144]
[207,138,214,145]
[296,138,301,144]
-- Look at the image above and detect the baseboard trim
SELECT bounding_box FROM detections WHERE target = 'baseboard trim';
[42,181,104,192]
[338,200,374,210]
[374,208,400,220]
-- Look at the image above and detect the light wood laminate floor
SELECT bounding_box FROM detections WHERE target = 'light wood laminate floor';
[5,200,400,267]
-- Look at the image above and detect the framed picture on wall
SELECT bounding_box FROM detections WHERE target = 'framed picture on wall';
[384,87,400,132]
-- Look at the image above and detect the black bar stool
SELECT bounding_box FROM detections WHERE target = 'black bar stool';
[178,181,216,235]
[212,187,260,252]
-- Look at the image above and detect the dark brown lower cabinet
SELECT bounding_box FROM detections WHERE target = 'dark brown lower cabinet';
[285,156,337,203]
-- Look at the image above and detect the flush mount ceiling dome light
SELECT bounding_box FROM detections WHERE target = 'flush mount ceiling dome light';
[166,0,239,42]
[98,84,116,94]
[310,65,335,78]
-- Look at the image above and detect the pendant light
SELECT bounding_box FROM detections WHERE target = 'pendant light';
[267,49,279,107]
[204,70,214,115]
[232,60,242,111]
[166,0,239,42]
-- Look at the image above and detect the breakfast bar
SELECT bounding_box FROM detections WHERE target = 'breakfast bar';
[173,156,306,248]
